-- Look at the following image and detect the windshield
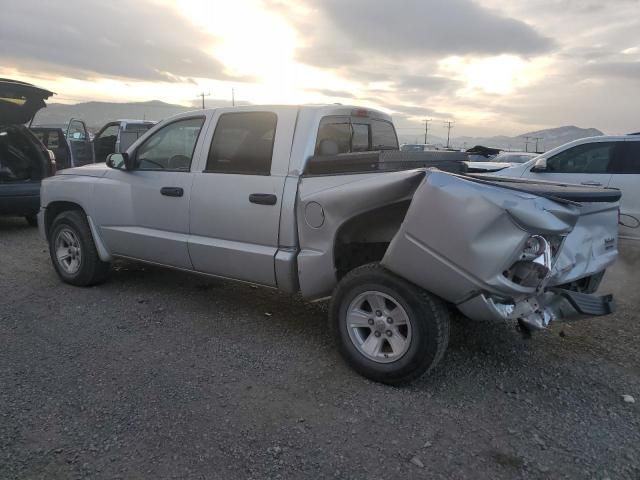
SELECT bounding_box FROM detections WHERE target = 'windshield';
[494,153,537,164]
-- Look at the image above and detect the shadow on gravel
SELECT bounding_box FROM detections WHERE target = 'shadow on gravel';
[108,258,330,338]
[0,216,36,232]
[106,258,536,395]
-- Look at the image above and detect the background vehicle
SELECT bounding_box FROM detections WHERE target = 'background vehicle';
[30,127,72,169]
[463,151,538,173]
[31,119,93,167]
[465,144,501,162]
[490,135,640,240]
[39,105,620,384]
[93,120,156,163]
[400,143,438,152]
[0,78,56,226]
[31,119,155,168]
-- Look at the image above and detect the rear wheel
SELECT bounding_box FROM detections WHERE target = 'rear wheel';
[49,210,110,286]
[330,263,450,385]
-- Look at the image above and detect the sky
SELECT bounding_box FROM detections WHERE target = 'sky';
[1,0,638,137]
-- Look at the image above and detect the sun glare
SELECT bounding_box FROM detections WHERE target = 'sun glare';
[168,0,300,101]
[440,54,547,96]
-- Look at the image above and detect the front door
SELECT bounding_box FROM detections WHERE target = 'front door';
[66,119,93,166]
[92,115,207,268]
[93,122,120,163]
[188,109,296,286]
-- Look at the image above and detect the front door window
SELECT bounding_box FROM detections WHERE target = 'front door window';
[135,117,204,171]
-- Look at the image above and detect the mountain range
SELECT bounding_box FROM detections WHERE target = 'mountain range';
[33,100,604,152]
[399,126,604,152]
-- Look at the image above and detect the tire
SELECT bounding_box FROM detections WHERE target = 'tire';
[330,263,450,385]
[25,215,38,227]
[49,210,110,286]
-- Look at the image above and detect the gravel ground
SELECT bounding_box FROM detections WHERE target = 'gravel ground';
[1,216,638,480]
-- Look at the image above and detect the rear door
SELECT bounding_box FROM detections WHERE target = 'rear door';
[188,108,297,286]
[521,141,615,187]
[608,140,640,239]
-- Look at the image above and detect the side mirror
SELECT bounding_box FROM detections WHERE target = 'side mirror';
[530,157,547,173]
[106,152,134,170]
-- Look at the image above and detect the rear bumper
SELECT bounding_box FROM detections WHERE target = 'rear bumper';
[457,288,615,329]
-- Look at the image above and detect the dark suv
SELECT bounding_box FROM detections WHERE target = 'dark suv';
[0,79,56,226]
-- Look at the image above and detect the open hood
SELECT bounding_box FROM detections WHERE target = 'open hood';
[0,78,54,125]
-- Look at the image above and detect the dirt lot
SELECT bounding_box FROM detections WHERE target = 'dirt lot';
[1,216,638,479]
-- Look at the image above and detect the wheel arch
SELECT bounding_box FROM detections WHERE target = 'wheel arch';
[333,200,411,280]
[44,201,111,262]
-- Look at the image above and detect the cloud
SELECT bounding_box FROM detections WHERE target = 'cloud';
[0,0,249,84]
[291,0,554,69]
[394,75,461,92]
[584,60,640,80]
[312,88,356,98]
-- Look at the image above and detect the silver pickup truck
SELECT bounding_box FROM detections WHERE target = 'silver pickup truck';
[39,105,620,384]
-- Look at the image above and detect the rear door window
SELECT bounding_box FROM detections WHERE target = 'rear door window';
[205,112,277,175]
[608,142,640,174]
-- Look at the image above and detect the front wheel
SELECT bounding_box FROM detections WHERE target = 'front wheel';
[49,210,110,286]
[330,263,450,385]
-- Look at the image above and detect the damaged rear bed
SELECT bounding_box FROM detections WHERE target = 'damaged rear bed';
[298,167,620,331]
[381,171,619,330]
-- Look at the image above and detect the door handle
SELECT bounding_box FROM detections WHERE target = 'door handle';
[249,193,277,205]
[160,187,184,197]
[581,181,602,186]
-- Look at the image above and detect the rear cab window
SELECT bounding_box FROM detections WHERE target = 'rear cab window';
[315,114,398,156]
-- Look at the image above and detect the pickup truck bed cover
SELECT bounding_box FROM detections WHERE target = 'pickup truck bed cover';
[469,174,622,203]
[304,150,467,176]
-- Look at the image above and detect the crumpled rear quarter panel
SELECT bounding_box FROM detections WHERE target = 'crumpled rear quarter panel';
[296,170,426,298]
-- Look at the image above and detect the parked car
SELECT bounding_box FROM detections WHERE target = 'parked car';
[465,144,501,162]
[32,119,155,168]
[39,105,619,384]
[93,120,156,163]
[463,151,539,173]
[31,119,94,168]
[490,135,640,240]
[400,143,438,152]
[0,78,56,226]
